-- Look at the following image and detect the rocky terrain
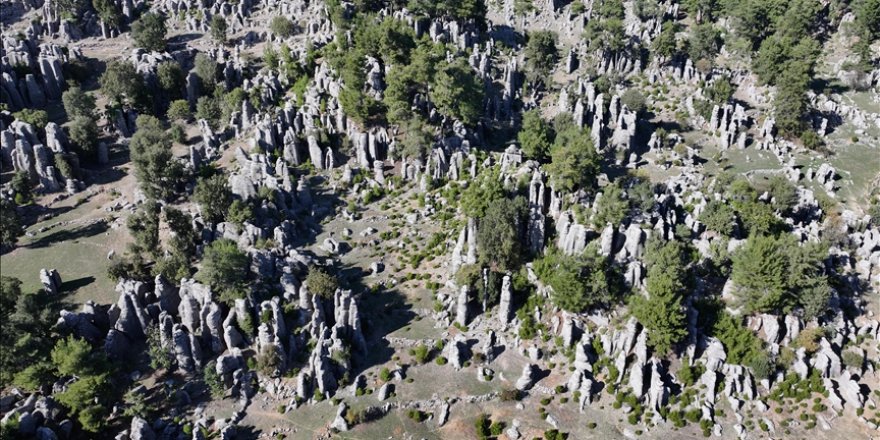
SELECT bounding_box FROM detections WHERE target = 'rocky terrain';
[1,0,879,439]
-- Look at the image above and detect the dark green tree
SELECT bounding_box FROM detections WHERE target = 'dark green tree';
[460,167,505,218]
[699,200,736,236]
[397,118,434,161]
[653,22,679,59]
[210,16,228,44]
[854,0,880,39]
[593,182,629,227]
[194,174,233,224]
[68,115,98,157]
[518,109,554,161]
[11,172,33,205]
[198,239,249,293]
[306,267,339,298]
[92,0,122,28]
[430,58,484,126]
[13,109,49,130]
[100,60,144,107]
[524,31,559,82]
[127,199,161,258]
[270,16,295,38]
[630,240,689,354]
[477,196,527,271]
[621,89,647,114]
[129,115,186,200]
[536,249,619,312]
[131,12,167,52]
[730,234,789,313]
[62,86,96,119]
[687,23,721,63]
[545,121,599,193]
[157,61,185,99]
[194,53,219,94]
[0,199,22,252]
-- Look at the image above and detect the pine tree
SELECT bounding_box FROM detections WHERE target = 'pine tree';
[631,240,688,354]
[730,234,789,313]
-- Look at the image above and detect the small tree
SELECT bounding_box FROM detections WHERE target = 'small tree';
[653,22,678,58]
[13,109,49,130]
[524,30,558,81]
[127,199,161,258]
[477,196,527,271]
[62,86,96,119]
[167,99,192,122]
[157,61,185,98]
[195,95,222,126]
[193,53,218,94]
[509,0,532,14]
[131,12,167,52]
[460,167,505,218]
[194,174,232,224]
[227,200,254,227]
[269,16,295,38]
[536,250,619,312]
[146,325,173,371]
[100,60,144,107]
[518,109,554,161]
[620,89,646,114]
[11,172,32,205]
[0,199,22,252]
[210,16,228,44]
[198,239,248,291]
[55,374,111,432]
[305,267,338,298]
[730,234,788,313]
[699,200,736,236]
[129,115,185,200]
[430,58,484,126]
[592,182,629,227]
[545,120,599,193]
[630,240,688,354]
[52,336,103,377]
[67,115,98,157]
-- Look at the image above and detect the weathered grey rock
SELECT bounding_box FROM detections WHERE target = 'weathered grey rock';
[115,285,149,339]
[40,268,62,295]
[599,224,616,256]
[104,328,130,358]
[646,361,667,412]
[130,416,155,440]
[437,401,450,426]
[455,285,469,327]
[703,338,727,371]
[498,274,513,326]
[812,339,842,378]
[377,383,393,401]
[515,364,539,391]
[574,341,593,372]
[761,314,780,344]
[330,402,349,432]
[172,324,197,372]
[57,310,102,342]
[448,338,464,370]
[835,372,866,410]
[35,427,58,440]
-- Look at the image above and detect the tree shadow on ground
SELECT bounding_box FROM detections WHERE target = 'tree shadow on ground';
[352,286,417,375]
[167,33,203,52]
[233,425,261,440]
[61,275,96,292]
[25,220,108,249]
[288,174,346,249]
